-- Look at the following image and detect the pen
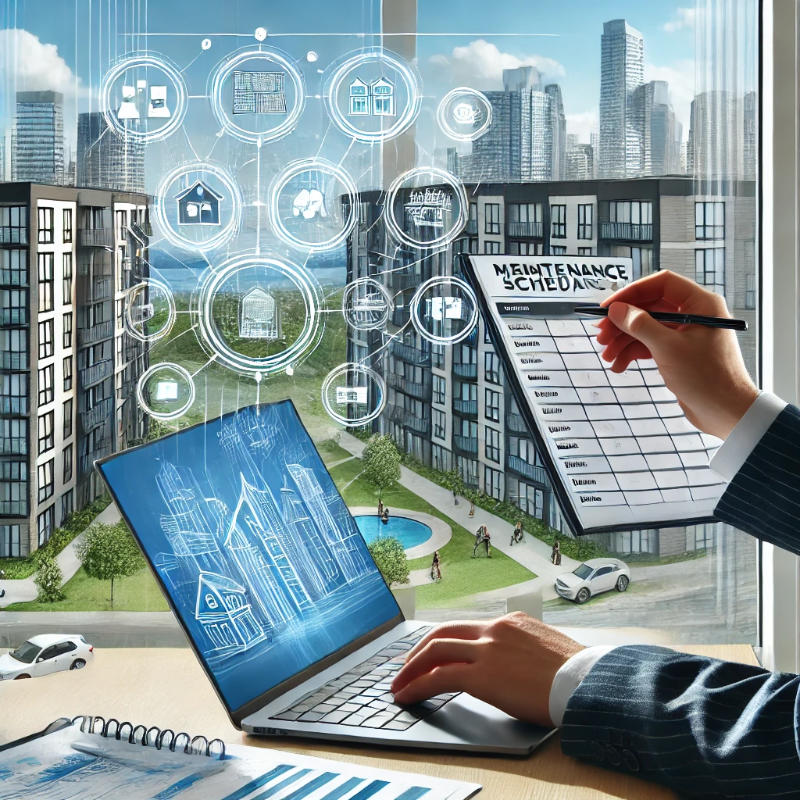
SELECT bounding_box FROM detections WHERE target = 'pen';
[573,305,748,332]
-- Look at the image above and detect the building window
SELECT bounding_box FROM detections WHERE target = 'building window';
[38,252,54,312]
[60,489,74,526]
[485,203,500,234]
[63,443,73,482]
[38,459,54,503]
[695,248,725,295]
[551,245,567,255]
[63,312,72,349]
[1,373,28,415]
[116,210,128,241]
[509,241,542,255]
[62,253,72,304]
[63,208,73,243]
[578,247,593,255]
[63,356,72,391]
[432,375,446,405]
[550,204,566,238]
[431,343,445,369]
[38,411,54,454]
[484,351,500,384]
[433,409,446,439]
[695,201,725,239]
[0,462,27,516]
[37,505,55,546]
[0,206,28,244]
[1,329,27,370]
[485,426,500,463]
[484,465,502,500]
[432,443,450,473]
[0,288,27,325]
[745,273,756,309]
[37,206,54,244]
[485,388,500,422]
[483,240,501,254]
[609,200,653,228]
[63,398,73,439]
[38,363,54,406]
[38,319,54,359]
[577,204,593,239]
[0,525,21,558]
[0,419,27,455]
[0,248,27,285]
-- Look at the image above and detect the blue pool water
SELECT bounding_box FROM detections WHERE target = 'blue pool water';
[354,515,433,550]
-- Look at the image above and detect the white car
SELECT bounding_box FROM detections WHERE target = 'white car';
[0,634,94,680]
[555,558,631,604]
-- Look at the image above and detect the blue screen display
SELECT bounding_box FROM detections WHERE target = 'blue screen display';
[99,401,400,710]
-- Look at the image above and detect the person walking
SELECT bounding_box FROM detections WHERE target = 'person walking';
[483,527,492,557]
[511,521,524,545]
[430,550,442,582]
[381,507,390,524]
[377,499,384,517]
[472,525,485,558]
[551,540,561,566]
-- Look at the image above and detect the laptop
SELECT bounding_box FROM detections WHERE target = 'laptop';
[97,400,554,754]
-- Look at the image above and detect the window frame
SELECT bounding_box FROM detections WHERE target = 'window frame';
[550,204,567,238]
[484,202,501,235]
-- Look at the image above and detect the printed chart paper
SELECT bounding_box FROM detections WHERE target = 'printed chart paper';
[462,254,725,535]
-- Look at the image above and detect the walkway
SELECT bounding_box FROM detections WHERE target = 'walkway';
[338,432,578,601]
[0,503,121,609]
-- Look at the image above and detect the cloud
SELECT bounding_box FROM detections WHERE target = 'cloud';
[663,7,699,33]
[566,111,597,144]
[0,29,83,97]
[645,59,696,133]
[429,39,566,90]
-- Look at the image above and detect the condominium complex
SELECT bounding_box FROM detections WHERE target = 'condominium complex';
[12,92,65,185]
[0,183,150,558]
[77,112,146,194]
[347,176,756,557]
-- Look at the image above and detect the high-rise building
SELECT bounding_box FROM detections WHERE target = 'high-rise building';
[599,19,644,178]
[687,90,739,178]
[743,91,758,180]
[12,91,65,185]
[0,183,150,557]
[565,135,595,181]
[0,137,6,182]
[545,84,567,180]
[636,80,680,175]
[77,112,145,193]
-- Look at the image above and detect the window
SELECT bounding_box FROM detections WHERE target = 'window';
[0,288,27,325]
[0,419,27,454]
[484,203,500,234]
[551,245,567,255]
[550,204,566,238]
[63,312,72,349]
[485,426,500,463]
[484,465,502,500]
[485,388,500,421]
[63,398,73,439]
[0,248,27,285]
[63,208,73,243]
[695,248,725,296]
[37,206,54,244]
[0,206,28,244]
[483,240,501,254]
[484,351,500,384]
[37,459,54,503]
[37,505,55,546]
[578,247,593,255]
[38,411,54,454]
[431,443,450,473]
[431,343,445,369]
[116,210,128,241]
[509,241,542,255]
[432,375,446,405]
[1,373,28,415]
[745,273,756,310]
[63,356,72,391]
[37,252,54,312]
[0,462,27,516]
[38,319,54,360]
[0,525,21,558]
[63,443,73,482]
[433,409,446,439]
[62,253,72,304]
[695,201,725,239]
[60,489,74,525]
[1,329,27,370]
[38,363,54,406]
[577,204,593,239]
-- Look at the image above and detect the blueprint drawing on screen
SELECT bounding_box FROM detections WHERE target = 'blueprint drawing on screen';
[99,400,398,710]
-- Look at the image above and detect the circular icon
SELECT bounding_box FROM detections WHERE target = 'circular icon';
[342,278,392,330]
[268,158,357,252]
[196,254,322,376]
[254,27,268,41]
[321,363,386,426]
[324,48,421,144]
[410,275,478,345]
[101,52,188,143]
[209,46,305,145]
[306,51,319,63]
[154,161,242,252]
[201,38,212,51]
[437,87,493,141]
[136,363,195,421]
[125,279,176,342]
[384,166,468,250]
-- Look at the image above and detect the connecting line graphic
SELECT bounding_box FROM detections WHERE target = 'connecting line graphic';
[205,130,225,162]
[182,126,201,162]
[166,323,199,343]
[180,50,204,74]
[357,319,412,365]
[122,31,558,38]
[255,142,262,255]
[190,354,217,378]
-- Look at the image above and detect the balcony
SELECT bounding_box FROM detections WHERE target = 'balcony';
[79,228,113,248]
[80,397,113,433]
[390,407,430,435]
[453,362,477,380]
[0,308,27,326]
[507,221,544,238]
[506,412,531,434]
[391,340,430,365]
[507,455,549,486]
[392,273,421,292]
[79,444,113,476]
[0,227,28,245]
[0,352,27,370]
[78,320,113,346]
[465,219,478,235]
[392,307,410,327]
[453,434,478,457]
[77,258,113,278]
[387,372,430,400]
[453,398,478,417]
[80,359,113,388]
[599,222,653,242]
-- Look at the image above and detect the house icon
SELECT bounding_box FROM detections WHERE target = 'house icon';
[239,287,281,340]
[348,77,395,117]
[176,180,223,226]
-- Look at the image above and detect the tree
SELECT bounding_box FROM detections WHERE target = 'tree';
[367,537,410,586]
[442,468,466,503]
[361,434,401,501]
[34,551,65,603]
[76,522,146,608]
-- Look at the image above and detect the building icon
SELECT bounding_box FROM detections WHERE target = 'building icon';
[233,71,287,114]
[176,181,223,225]
[239,287,280,340]
[348,77,395,116]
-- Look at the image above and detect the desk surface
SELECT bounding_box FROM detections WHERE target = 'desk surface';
[1,644,758,800]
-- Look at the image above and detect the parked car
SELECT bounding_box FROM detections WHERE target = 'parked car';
[0,634,94,680]
[555,558,631,604]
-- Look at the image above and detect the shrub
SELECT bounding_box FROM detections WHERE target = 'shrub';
[368,537,410,586]
[34,551,65,603]
[361,435,402,501]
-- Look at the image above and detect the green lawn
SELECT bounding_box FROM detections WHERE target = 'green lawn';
[330,460,536,609]
[316,439,354,466]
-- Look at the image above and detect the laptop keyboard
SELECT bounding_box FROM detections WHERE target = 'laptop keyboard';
[271,626,459,731]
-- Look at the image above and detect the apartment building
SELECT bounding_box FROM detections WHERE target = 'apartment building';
[346,176,756,556]
[0,183,150,558]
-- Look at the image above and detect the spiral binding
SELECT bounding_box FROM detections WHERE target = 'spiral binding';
[71,715,226,759]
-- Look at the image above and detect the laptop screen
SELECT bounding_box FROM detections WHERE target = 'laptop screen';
[98,401,401,712]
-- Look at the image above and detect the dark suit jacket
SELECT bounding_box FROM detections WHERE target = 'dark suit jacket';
[560,404,800,799]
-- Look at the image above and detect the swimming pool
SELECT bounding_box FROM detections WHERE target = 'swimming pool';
[354,515,433,550]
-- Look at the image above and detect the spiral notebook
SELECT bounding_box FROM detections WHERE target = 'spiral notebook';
[0,715,480,800]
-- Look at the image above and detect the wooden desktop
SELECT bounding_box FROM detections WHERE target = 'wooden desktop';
[0,644,758,799]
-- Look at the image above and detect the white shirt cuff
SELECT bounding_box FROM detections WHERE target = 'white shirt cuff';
[709,391,787,482]
[548,645,615,727]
